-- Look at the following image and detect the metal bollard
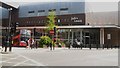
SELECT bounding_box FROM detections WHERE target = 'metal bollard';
[96,44,98,50]
[107,44,109,49]
[89,44,91,50]
[102,44,104,49]
[111,45,113,49]
[118,45,120,49]
[81,44,82,49]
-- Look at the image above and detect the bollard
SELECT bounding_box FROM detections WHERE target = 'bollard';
[107,44,109,49]
[111,45,113,49]
[85,44,86,48]
[5,46,7,52]
[96,44,98,50]
[118,45,120,49]
[102,44,104,49]
[81,44,82,49]
[89,44,91,50]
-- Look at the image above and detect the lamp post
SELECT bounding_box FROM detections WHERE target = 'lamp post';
[4,8,12,52]
[8,8,12,35]
[8,8,12,52]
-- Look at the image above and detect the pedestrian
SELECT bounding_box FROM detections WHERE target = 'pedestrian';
[49,42,52,50]
[30,38,33,49]
[2,37,5,52]
[26,40,29,48]
[35,41,38,49]
[27,39,30,49]
[9,39,13,52]
[32,39,35,48]
[75,39,80,48]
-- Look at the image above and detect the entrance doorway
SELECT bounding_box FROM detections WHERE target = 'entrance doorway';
[67,29,100,48]
[57,28,100,48]
[82,29,100,47]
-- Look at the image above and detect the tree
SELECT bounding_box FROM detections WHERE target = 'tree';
[46,11,56,31]
[46,11,57,50]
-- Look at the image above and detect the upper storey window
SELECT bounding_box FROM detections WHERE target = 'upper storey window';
[60,8,68,11]
[60,8,68,14]
[38,10,45,16]
[48,9,56,12]
[38,10,45,12]
[28,11,35,13]
[28,11,35,17]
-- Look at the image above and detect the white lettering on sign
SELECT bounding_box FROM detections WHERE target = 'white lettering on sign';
[71,17,82,23]
[71,17,78,20]
[74,20,82,22]
[107,34,111,39]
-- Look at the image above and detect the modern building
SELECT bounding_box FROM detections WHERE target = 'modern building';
[1,2,120,47]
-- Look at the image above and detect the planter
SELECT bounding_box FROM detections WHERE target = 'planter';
[43,45,48,48]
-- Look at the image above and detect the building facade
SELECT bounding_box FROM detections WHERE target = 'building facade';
[1,2,120,47]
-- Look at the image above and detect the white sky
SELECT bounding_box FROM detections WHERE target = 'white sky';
[0,0,119,12]
[1,0,120,2]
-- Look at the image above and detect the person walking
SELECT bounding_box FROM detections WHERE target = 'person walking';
[49,42,52,50]
[9,39,13,52]
[35,41,38,49]
[27,39,30,49]
[30,38,33,49]
[75,39,81,48]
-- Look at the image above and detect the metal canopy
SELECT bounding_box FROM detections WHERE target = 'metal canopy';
[0,1,18,9]
[16,25,118,29]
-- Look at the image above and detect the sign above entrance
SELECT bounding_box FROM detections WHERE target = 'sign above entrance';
[71,17,82,23]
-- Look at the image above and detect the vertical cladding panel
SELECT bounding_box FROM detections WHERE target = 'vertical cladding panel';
[119,29,120,46]
[104,28,119,46]
[2,8,9,19]
[19,5,29,17]
[1,8,9,27]
[0,4,1,19]
[0,7,2,27]
[118,2,120,26]
[11,9,19,24]
[48,2,59,15]
[86,11,118,26]
[70,2,85,14]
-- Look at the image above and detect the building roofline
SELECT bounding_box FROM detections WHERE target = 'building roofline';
[0,2,18,9]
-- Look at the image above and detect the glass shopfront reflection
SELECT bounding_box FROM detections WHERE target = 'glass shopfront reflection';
[57,28,100,48]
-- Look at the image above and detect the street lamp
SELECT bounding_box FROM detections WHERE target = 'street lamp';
[8,8,12,34]
[8,8,12,52]
[4,8,12,52]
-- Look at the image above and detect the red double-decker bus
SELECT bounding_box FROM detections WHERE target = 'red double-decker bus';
[12,29,31,47]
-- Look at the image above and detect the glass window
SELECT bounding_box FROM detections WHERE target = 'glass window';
[60,8,68,11]
[38,10,45,12]
[58,19,61,23]
[48,9,56,12]
[28,11,35,17]
[64,19,67,22]
[60,8,68,14]
[67,19,69,22]
[38,10,45,16]
[39,21,41,23]
[28,11,34,13]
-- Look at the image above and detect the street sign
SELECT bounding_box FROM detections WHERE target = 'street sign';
[50,30,54,35]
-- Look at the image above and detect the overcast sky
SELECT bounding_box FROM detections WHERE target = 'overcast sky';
[0,0,119,12]
[1,0,119,2]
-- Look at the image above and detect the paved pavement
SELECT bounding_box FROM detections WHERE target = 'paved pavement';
[0,47,119,67]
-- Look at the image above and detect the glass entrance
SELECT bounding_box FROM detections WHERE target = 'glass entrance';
[82,29,100,47]
[57,28,100,48]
